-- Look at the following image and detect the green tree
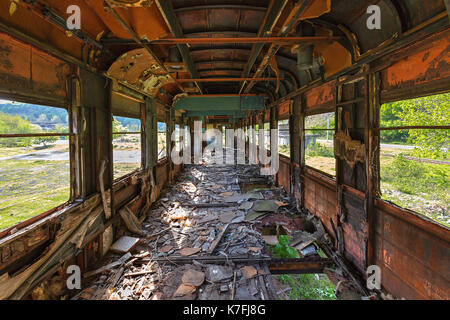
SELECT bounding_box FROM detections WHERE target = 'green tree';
[380,102,409,143]
[33,135,58,147]
[0,112,38,147]
[392,93,450,159]
[112,117,127,139]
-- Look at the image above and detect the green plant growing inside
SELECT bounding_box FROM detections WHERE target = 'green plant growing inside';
[269,235,300,258]
[267,235,336,300]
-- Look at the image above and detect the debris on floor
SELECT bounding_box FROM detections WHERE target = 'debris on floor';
[74,157,356,300]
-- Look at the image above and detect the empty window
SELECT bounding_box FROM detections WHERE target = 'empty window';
[158,122,167,160]
[278,119,290,157]
[263,122,270,150]
[221,126,226,146]
[379,93,449,226]
[304,112,335,176]
[0,100,70,231]
[112,116,142,179]
[248,125,254,146]
[174,124,181,152]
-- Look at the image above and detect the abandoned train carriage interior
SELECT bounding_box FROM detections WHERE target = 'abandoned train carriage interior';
[0,0,448,301]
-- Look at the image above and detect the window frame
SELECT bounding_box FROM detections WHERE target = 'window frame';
[303,111,336,179]
[0,98,74,233]
[112,115,144,180]
[376,94,450,227]
[277,119,290,159]
[157,121,168,162]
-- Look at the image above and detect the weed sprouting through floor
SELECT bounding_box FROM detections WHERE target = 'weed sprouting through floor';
[267,235,337,300]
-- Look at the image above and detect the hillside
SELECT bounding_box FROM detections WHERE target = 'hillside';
[0,102,140,131]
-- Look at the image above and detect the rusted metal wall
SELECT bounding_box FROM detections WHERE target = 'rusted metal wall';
[340,186,367,274]
[373,200,450,299]
[278,100,291,119]
[272,28,450,300]
[379,28,450,102]
[372,28,450,299]
[303,168,337,240]
[304,81,335,115]
[277,155,291,194]
[156,160,169,190]
[0,33,70,106]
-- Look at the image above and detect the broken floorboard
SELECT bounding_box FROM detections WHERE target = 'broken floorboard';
[75,158,337,300]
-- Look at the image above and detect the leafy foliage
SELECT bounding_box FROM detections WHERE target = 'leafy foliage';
[268,236,336,300]
[382,155,449,203]
[0,112,38,147]
[33,135,58,147]
[380,102,409,143]
[389,93,450,159]
[0,112,64,147]
[305,112,335,130]
[269,235,300,258]
[0,103,68,125]
[306,142,334,158]
[112,117,127,139]
[115,116,141,131]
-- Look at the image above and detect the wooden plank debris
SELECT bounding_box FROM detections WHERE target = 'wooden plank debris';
[110,236,140,254]
[119,208,143,235]
[207,223,230,254]
[83,252,132,278]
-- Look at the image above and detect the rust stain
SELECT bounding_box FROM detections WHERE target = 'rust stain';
[305,81,335,110]
[374,203,450,300]
[384,34,450,89]
[277,100,291,118]
[0,33,68,98]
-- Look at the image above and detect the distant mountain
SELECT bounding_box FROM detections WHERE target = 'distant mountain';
[0,103,68,126]
[0,103,142,131]
[115,116,141,131]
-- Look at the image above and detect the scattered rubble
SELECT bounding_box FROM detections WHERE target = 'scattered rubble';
[74,156,354,300]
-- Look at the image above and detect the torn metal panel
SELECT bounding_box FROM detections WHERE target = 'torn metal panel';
[334,130,365,169]
[107,48,176,97]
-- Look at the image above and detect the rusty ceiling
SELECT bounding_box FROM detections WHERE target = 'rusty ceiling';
[0,0,448,104]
